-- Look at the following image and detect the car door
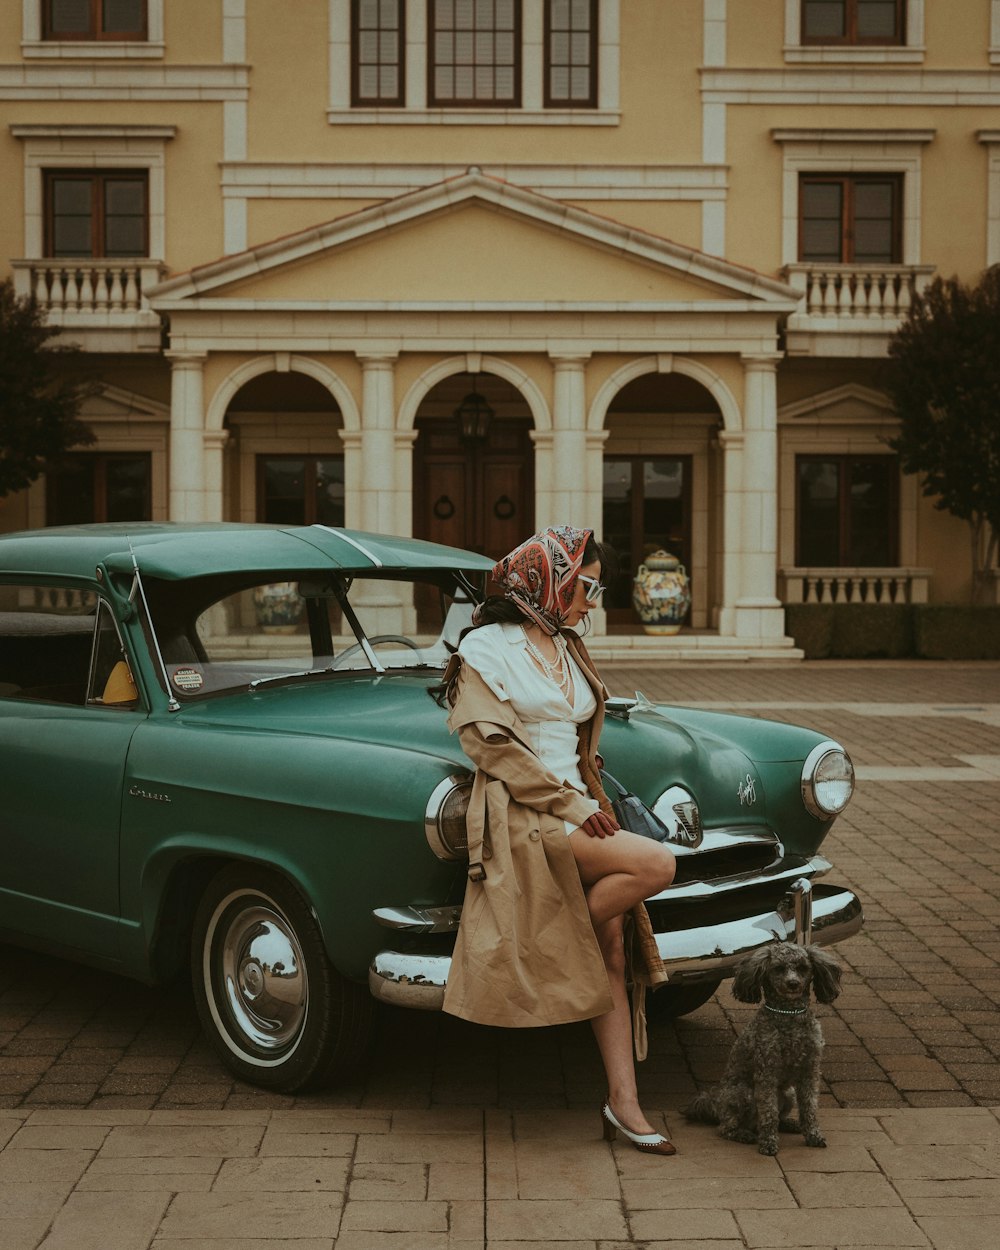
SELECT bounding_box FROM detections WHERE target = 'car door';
[0,585,143,961]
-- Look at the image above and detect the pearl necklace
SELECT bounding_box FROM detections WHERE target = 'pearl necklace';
[521,626,572,700]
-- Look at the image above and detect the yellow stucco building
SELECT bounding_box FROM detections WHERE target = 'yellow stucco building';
[2,0,998,656]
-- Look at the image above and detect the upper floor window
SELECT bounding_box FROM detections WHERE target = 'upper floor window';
[801,0,905,45]
[545,0,597,108]
[43,0,148,41]
[44,171,148,258]
[429,0,521,107]
[799,174,902,265]
[797,455,899,567]
[335,0,618,121]
[352,0,405,106]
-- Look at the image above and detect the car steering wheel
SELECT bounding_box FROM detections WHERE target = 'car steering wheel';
[330,635,425,670]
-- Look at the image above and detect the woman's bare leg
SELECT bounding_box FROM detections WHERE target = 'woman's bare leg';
[567,829,675,1136]
[590,913,658,1134]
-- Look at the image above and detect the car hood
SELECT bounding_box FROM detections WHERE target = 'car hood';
[175,673,473,768]
[172,674,769,823]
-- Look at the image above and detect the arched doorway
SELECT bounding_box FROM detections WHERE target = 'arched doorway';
[413,372,534,558]
[602,371,721,631]
[223,370,344,525]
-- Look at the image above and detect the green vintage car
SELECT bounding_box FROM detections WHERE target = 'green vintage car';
[0,523,862,1091]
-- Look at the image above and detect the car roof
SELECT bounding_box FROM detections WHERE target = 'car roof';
[0,523,496,581]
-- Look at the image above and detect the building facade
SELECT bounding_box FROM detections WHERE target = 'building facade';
[2,0,998,656]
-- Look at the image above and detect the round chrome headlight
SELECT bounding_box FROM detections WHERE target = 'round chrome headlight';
[801,742,854,819]
[425,774,473,861]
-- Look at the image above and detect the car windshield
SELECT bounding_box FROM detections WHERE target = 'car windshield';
[141,571,481,699]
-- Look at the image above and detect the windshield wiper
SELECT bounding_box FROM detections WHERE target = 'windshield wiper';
[248,667,336,693]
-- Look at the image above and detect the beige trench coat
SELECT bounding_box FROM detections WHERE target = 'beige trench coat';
[441,633,668,1049]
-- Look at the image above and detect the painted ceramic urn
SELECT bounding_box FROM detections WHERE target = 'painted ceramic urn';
[253,582,304,634]
[632,550,692,635]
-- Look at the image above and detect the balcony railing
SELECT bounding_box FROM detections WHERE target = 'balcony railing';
[780,568,932,606]
[12,258,165,317]
[782,264,936,355]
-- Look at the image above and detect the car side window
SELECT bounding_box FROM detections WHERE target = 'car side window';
[88,599,140,708]
[0,584,137,709]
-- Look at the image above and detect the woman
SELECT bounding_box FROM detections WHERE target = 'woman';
[440,526,678,1156]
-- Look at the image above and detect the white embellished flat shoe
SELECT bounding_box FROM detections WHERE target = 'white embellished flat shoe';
[601,1100,676,1156]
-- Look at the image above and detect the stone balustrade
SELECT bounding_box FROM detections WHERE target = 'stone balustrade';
[783,263,936,322]
[11,258,165,319]
[780,567,932,606]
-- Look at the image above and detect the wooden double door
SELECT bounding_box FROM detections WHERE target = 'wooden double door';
[414,417,534,560]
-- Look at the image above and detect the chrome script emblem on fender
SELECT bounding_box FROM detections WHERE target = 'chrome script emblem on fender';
[737,774,756,806]
[129,785,171,803]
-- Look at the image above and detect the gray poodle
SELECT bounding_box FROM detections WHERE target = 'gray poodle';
[683,942,842,1155]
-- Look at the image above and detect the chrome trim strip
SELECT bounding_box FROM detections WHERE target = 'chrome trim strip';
[312,525,383,568]
[373,905,462,934]
[367,886,864,1008]
[664,825,778,860]
[645,854,832,902]
[655,886,862,980]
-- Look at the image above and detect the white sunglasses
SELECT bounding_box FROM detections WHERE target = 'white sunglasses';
[577,574,606,604]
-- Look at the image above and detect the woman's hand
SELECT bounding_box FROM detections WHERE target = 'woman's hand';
[582,810,619,839]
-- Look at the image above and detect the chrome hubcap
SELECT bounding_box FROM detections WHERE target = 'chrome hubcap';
[214,900,308,1055]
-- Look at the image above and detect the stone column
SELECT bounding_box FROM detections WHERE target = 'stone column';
[355,353,407,634]
[202,429,229,523]
[585,428,610,636]
[548,353,590,526]
[393,429,418,539]
[531,429,555,531]
[717,429,743,637]
[732,354,785,639]
[340,430,363,532]
[166,352,207,522]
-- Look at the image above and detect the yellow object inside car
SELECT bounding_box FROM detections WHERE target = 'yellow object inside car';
[102,660,138,705]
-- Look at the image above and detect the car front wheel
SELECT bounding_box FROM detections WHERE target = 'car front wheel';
[191,864,375,1092]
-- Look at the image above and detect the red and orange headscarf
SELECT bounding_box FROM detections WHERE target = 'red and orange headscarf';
[482,526,593,636]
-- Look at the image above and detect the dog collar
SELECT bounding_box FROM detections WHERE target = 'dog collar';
[763,1002,808,1015]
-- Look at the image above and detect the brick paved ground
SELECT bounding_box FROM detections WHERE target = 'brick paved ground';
[1,661,998,1116]
[2,662,1000,1249]
[1,1104,999,1249]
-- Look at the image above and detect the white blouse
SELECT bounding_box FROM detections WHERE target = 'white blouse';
[457,622,600,832]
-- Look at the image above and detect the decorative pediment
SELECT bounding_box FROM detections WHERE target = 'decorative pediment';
[149,170,799,310]
[778,383,897,425]
[82,385,169,423]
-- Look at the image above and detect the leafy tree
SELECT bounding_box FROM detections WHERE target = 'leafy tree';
[0,277,96,499]
[884,266,1000,603]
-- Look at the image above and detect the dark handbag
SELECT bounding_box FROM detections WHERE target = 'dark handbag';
[599,769,671,842]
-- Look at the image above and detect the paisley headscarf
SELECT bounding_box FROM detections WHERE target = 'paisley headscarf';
[481,526,593,636]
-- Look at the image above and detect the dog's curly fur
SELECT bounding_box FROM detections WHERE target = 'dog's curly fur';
[683,943,842,1155]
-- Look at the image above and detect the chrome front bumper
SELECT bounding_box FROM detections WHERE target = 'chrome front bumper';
[368,879,864,1011]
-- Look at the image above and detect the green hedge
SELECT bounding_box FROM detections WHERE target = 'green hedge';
[914,606,1000,660]
[785,604,1000,660]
